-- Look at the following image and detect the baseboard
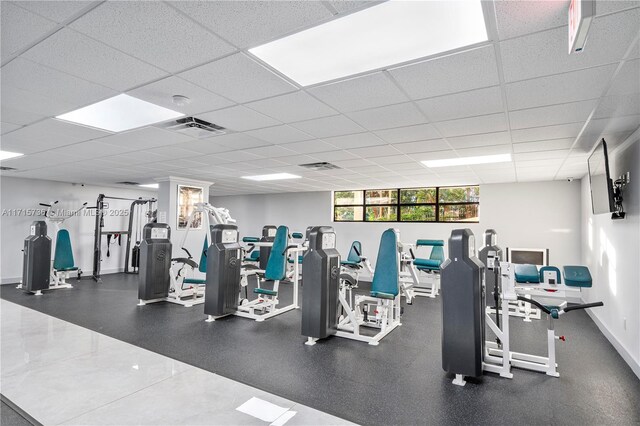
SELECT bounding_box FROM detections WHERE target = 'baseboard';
[586,309,640,379]
[1,268,125,286]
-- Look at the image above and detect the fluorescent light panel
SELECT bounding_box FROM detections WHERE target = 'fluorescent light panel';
[139,183,159,189]
[0,150,24,161]
[249,0,488,86]
[423,154,512,168]
[242,173,301,181]
[56,94,184,132]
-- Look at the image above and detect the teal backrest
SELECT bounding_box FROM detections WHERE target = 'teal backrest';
[53,229,75,270]
[265,226,289,281]
[347,241,362,263]
[430,245,445,263]
[416,239,444,247]
[371,229,399,296]
[199,236,208,273]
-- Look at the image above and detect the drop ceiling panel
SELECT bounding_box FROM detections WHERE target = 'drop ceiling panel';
[208,133,274,150]
[346,144,400,158]
[347,102,426,131]
[70,1,234,73]
[321,132,386,149]
[511,122,583,143]
[198,106,280,131]
[98,127,193,149]
[500,9,640,82]
[1,2,57,61]
[128,76,234,116]
[23,28,168,91]
[178,53,297,103]
[494,0,567,40]
[51,141,136,158]
[245,125,313,144]
[374,123,440,144]
[436,113,508,138]
[509,99,598,130]
[282,140,338,154]
[416,86,504,123]
[307,72,409,113]
[593,93,640,119]
[607,59,640,96]
[582,115,640,137]
[392,139,451,154]
[514,150,571,162]
[175,139,237,155]
[6,118,110,145]
[0,106,46,126]
[307,150,359,162]
[512,138,575,153]
[455,145,512,157]
[389,46,499,100]
[169,1,332,49]
[13,1,95,24]
[446,131,511,149]
[247,92,337,123]
[1,122,22,135]
[145,145,202,159]
[290,114,364,138]
[1,85,77,117]
[505,64,617,110]
[243,144,297,158]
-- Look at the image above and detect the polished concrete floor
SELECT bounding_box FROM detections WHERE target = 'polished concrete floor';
[0,299,352,426]
[2,274,640,425]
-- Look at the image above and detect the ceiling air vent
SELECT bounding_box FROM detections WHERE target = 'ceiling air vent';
[117,181,140,186]
[299,162,341,171]
[0,166,17,171]
[159,116,226,139]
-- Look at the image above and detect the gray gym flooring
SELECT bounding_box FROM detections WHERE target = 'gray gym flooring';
[2,274,639,425]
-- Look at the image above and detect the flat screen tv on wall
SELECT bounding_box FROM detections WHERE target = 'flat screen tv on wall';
[587,139,615,215]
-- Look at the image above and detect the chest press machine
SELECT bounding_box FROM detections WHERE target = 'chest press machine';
[441,229,603,386]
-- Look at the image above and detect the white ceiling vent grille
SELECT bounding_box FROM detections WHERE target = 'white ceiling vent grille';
[299,162,341,171]
[159,117,226,139]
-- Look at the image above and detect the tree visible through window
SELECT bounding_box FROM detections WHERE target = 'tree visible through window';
[333,186,479,222]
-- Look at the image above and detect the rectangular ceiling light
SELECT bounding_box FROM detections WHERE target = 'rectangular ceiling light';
[422,154,512,168]
[139,183,159,189]
[0,150,24,161]
[242,173,302,181]
[249,0,488,86]
[56,94,184,132]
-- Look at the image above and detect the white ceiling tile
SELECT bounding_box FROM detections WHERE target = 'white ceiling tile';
[511,122,583,143]
[145,145,201,159]
[455,145,512,157]
[7,118,110,146]
[51,140,135,158]
[23,28,168,91]
[500,9,640,82]
[2,58,117,109]
[436,113,508,138]
[290,115,364,138]
[243,144,297,158]
[178,53,297,103]
[347,102,426,131]
[509,99,598,130]
[70,2,234,73]
[370,155,412,165]
[576,129,635,151]
[607,59,640,96]
[308,150,359,162]
[331,158,375,168]
[98,127,193,149]
[170,1,332,49]
[1,2,58,60]
[1,122,22,135]
[593,93,640,119]
[245,125,313,144]
[1,85,76,117]
[321,132,386,149]
[307,72,409,113]
[347,144,400,158]
[198,106,281,131]
[374,123,440,144]
[272,154,319,165]
[13,1,94,23]
[582,115,640,138]
[282,140,338,154]
[247,92,337,123]
[416,86,504,122]
[389,46,499,99]
[446,131,511,149]
[327,1,383,14]
[514,150,570,162]
[209,150,264,163]
[207,133,273,150]
[505,64,617,110]
[596,1,640,15]
[494,1,567,40]
[175,139,236,155]
[392,139,451,154]
[128,76,234,116]
[513,138,575,153]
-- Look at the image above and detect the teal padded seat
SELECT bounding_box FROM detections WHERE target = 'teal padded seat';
[370,229,399,299]
[514,264,540,284]
[414,239,445,271]
[539,266,561,284]
[264,226,289,282]
[184,278,206,285]
[341,241,363,268]
[254,288,278,296]
[563,266,592,288]
[53,229,78,271]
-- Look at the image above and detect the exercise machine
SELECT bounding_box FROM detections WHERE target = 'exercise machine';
[19,221,51,295]
[203,224,242,320]
[242,225,277,269]
[137,223,172,304]
[479,229,503,315]
[411,239,445,298]
[124,198,157,274]
[92,194,156,282]
[441,228,603,386]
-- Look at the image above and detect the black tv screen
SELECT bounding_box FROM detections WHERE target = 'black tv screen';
[588,139,615,215]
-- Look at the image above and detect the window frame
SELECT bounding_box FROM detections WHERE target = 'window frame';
[333,185,480,223]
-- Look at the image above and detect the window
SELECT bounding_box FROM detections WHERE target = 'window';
[333,186,479,223]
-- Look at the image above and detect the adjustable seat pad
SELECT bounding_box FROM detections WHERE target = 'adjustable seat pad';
[563,266,592,287]
[370,229,399,299]
[514,264,540,284]
[414,239,445,271]
[53,229,77,271]
[243,237,259,243]
[341,241,363,267]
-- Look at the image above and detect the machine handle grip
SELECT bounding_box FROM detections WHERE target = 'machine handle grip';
[181,247,193,259]
[353,246,361,257]
[516,296,551,315]
[409,248,416,259]
[564,301,604,313]
[282,244,297,256]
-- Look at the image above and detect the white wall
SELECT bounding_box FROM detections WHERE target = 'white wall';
[211,180,583,269]
[0,176,156,283]
[581,135,640,377]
